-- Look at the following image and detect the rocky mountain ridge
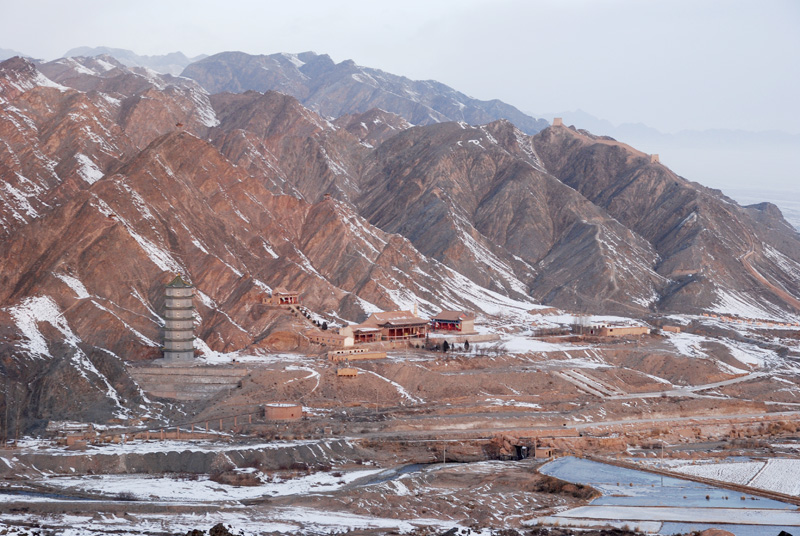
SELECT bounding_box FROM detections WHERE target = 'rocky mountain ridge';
[64,46,208,76]
[1,55,800,429]
[180,51,549,134]
[535,109,800,210]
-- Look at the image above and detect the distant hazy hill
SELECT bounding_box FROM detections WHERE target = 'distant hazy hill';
[64,46,207,76]
[181,51,550,134]
[536,109,800,200]
[0,47,27,61]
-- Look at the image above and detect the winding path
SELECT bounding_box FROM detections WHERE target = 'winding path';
[723,203,800,311]
[742,248,800,310]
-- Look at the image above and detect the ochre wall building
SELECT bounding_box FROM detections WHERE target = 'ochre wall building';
[264,403,302,420]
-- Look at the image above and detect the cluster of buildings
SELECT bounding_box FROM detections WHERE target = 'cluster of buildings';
[309,309,477,348]
[569,316,651,338]
[159,276,478,358]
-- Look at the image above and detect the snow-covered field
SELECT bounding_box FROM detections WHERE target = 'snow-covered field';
[556,505,800,525]
[42,466,383,502]
[670,458,800,497]
[7,437,359,457]
[500,335,588,355]
[670,460,763,486]
[0,508,464,536]
[0,460,508,536]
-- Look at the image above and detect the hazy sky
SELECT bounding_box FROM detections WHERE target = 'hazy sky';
[2,0,799,134]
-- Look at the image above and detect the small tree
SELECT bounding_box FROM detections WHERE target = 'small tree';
[322,322,328,331]
[442,340,450,352]
[464,340,470,352]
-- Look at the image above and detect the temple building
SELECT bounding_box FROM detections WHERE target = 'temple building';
[431,310,476,333]
[163,275,195,360]
[342,310,429,343]
[262,287,300,306]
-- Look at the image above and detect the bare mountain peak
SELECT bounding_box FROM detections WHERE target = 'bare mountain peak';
[0,55,42,85]
[0,56,63,102]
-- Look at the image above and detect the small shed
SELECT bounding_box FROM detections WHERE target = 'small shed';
[337,367,358,377]
[264,403,302,420]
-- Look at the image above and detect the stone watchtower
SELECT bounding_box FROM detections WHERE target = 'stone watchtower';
[163,275,195,360]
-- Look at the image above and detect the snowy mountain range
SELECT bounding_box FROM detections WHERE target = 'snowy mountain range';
[0,51,799,428]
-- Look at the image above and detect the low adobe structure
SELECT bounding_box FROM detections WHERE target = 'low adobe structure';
[588,324,650,337]
[341,310,429,343]
[305,329,354,347]
[328,348,387,362]
[263,403,302,420]
[431,310,476,334]
[337,367,358,377]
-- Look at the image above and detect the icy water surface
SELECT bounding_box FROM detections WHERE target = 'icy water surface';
[662,522,800,536]
[540,456,799,535]
[541,456,790,509]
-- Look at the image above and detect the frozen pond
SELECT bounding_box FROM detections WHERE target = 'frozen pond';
[539,456,800,535]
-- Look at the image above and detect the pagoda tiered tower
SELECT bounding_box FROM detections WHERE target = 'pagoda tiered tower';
[163,275,195,360]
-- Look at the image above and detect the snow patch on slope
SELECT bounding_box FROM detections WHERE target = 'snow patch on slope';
[8,296,62,358]
[91,195,185,274]
[2,178,40,221]
[54,273,90,299]
[764,245,800,283]
[7,296,133,418]
[711,288,782,321]
[188,87,219,128]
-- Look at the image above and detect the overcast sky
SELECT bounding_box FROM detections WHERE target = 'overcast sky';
[2,0,799,134]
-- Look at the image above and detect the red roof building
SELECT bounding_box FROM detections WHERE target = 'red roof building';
[431,310,476,334]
